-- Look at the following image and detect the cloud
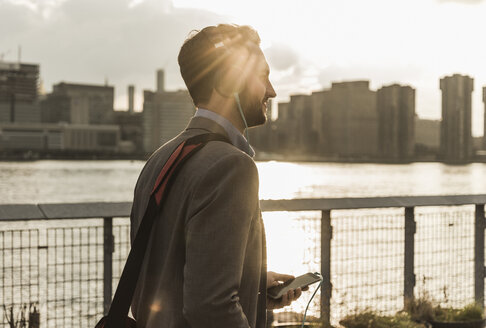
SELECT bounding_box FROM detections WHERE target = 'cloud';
[0,0,226,109]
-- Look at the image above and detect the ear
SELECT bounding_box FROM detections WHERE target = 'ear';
[215,65,246,97]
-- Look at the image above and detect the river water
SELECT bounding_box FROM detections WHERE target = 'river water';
[1,160,486,325]
[2,160,486,204]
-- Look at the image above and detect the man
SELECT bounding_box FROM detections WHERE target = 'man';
[130,24,304,327]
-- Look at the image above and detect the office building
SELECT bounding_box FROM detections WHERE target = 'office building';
[439,74,474,161]
[274,101,294,151]
[483,87,486,149]
[377,84,415,160]
[143,69,195,152]
[113,110,143,153]
[313,81,378,157]
[0,123,120,152]
[128,85,135,114]
[41,82,114,125]
[415,118,440,156]
[0,61,40,123]
[248,99,279,152]
[276,94,317,154]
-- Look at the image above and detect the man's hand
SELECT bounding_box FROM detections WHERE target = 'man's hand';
[266,271,307,310]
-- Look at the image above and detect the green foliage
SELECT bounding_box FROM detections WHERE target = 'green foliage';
[339,311,425,328]
[434,303,484,322]
[405,296,484,323]
[404,296,435,323]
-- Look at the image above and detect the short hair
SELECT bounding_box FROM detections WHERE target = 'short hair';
[178,24,261,106]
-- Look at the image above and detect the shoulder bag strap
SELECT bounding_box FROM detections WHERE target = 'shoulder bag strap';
[103,133,230,327]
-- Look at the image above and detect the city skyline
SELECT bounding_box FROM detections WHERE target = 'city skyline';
[1,0,486,135]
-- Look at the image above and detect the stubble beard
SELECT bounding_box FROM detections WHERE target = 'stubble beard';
[239,90,267,128]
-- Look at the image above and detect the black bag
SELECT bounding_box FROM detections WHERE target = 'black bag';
[95,133,229,328]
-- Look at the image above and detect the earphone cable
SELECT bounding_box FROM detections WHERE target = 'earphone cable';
[234,92,250,143]
[301,280,322,328]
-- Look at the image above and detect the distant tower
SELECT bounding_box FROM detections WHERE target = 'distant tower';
[0,61,40,123]
[483,86,486,149]
[377,84,415,160]
[128,85,135,114]
[315,81,378,157]
[142,70,195,152]
[156,69,165,93]
[439,74,474,162]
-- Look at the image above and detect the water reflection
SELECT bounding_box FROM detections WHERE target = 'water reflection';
[3,161,486,204]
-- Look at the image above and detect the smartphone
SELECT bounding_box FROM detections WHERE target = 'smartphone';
[267,272,322,299]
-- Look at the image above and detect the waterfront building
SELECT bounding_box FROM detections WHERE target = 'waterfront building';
[377,84,415,160]
[128,85,135,114]
[290,94,315,153]
[113,111,143,153]
[111,85,143,153]
[483,87,486,149]
[0,123,120,152]
[142,69,195,153]
[415,118,440,156]
[0,61,40,123]
[310,90,329,154]
[41,82,114,125]
[274,101,294,152]
[313,81,378,158]
[274,96,316,154]
[439,74,474,161]
[248,99,280,153]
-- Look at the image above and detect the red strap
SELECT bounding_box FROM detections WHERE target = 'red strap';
[151,142,200,205]
[151,141,186,194]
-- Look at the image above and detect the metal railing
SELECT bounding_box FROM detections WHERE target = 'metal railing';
[2,195,486,327]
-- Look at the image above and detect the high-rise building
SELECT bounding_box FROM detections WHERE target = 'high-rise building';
[483,86,486,149]
[439,74,474,161]
[0,61,40,123]
[143,70,195,152]
[41,82,114,125]
[274,95,316,154]
[248,99,279,153]
[274,101,294,151]
[289,94,315,153]
[128,85,135,114]
[157,70,165,93]
[312,81,378,157]
[377,84,415,160]
[415,118,440,150]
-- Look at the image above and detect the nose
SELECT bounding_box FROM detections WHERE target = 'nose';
[266,81,277,98]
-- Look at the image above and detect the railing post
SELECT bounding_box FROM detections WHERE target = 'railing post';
[404,207,416,305]
[474,204,485,306]
[103,217,114,315]
[321,210,332,327]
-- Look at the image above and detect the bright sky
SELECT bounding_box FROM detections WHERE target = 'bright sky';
[2,0,486,135]
[174,0,486,136]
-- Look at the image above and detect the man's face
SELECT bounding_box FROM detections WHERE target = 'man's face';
[238,48,276,128]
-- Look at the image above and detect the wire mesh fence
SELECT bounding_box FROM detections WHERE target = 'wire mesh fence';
[0,219,130,328]
[1,229,40,328]
[330,209,405,323]
[415,206,475,308]
[0,204,483,327]
[265,206,479,327]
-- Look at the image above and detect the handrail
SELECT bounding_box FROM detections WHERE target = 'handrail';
[2,194,486,221]
[2,194,486,326]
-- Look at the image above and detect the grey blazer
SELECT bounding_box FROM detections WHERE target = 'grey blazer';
[130,116,267,328]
